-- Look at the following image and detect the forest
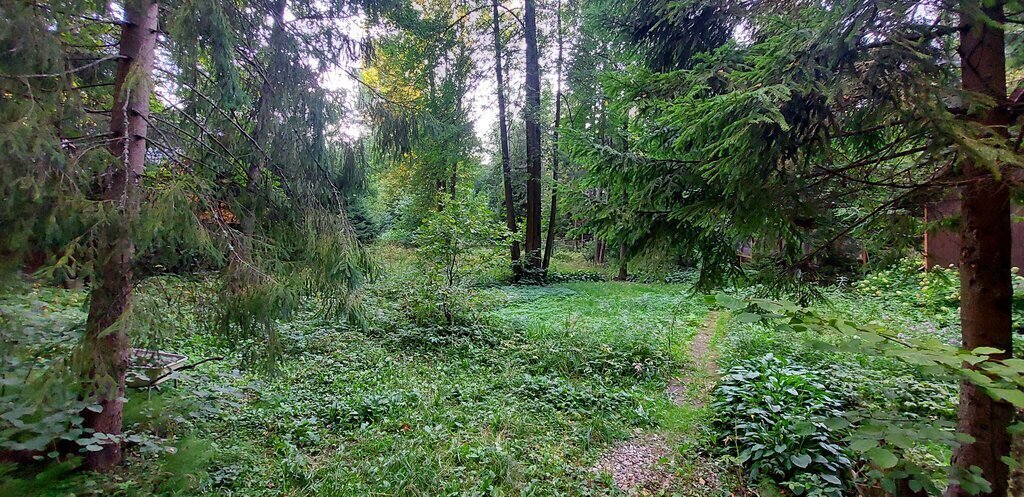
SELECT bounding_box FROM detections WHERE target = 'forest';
[2,0,1024,495]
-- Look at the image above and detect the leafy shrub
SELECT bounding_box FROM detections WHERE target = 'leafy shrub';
[516,374,652,425]
[717,321,799,370]
[413,190,511,325]
[714,290,1024,494]
[0,285,103,458]
[521,333,669,384]
[854,257,1024,334]
[327,391,418,428]
[662,269,698,284]
[545,270,607,283]
[828,364,957,421]
[714,354,852,496]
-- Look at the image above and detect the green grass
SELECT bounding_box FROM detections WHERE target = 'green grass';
[22,254,1000,496]
[187,280,710,496]
[3,272,713,495]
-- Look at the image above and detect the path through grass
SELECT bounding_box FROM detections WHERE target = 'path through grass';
[4,280,718,496]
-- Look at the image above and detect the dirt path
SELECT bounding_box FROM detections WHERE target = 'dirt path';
[670,311,720,407]
[592,312,722,494]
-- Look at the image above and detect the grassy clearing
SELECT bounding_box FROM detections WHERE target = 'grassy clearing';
[4,271,713,496]
[14,255,1006,496]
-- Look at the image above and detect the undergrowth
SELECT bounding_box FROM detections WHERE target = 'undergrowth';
[1,255,709,496]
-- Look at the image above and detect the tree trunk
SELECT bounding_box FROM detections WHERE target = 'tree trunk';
[613,126,629,282]
[79,0,159,472]
[542,0,564,274]
[491,0,521,280]
[616,242,628,281]
[946,2,1014,496]
[450,162,457,198]
[523,0,543,278]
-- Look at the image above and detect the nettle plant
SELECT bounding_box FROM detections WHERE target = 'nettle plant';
[414,190,513,325]
[711,294,1024,495]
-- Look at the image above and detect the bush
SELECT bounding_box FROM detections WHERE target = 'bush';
[545,270,606,283]
[714,354,852,497]
[854,257,1024,335]
[413,190,511,325]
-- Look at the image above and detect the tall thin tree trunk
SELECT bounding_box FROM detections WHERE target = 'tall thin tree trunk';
[946,2,1013,496]
[614,240,628,280]
[542,0,564,274]
[523,0,543,278]
[450,163,457,197]
[614,125,629,281]
[80,0,158,472]
[491,0,521,280]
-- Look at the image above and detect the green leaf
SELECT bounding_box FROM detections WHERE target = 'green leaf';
[865,447,898,469]
[834,320,857,334]
[791,453,812,468]
[849,438,878,452]
[714,294,744,310]
[971,347,1004,355]
[1002,456,1022,470]
[989,388,1024,408]
[886,433,914,450]
[735,312,761,323]
[823,417,849,430]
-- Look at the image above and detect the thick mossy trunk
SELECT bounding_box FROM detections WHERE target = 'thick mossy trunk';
[80,0,159,472]
[947,1,1014,495]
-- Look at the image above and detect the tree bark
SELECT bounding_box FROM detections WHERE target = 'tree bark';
[523,0,543,278]
[616,242,628,281]
[80,0,159,472]
[946,2,1014,495]
[542,0,564,274]
[491,0,522,280]
[614,125,629,281]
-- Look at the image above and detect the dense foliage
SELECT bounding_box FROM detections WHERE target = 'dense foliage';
[3,0,1024,495]
[715,354,851,496]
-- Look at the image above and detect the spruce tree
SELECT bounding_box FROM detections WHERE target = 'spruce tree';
[1,0,380,469]
[573,0,1022,492]
[80,0,159,471]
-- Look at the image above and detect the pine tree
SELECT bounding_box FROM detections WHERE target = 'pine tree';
[2,0,379,469]
[542,0,566,272]
[949,2,1014,494]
